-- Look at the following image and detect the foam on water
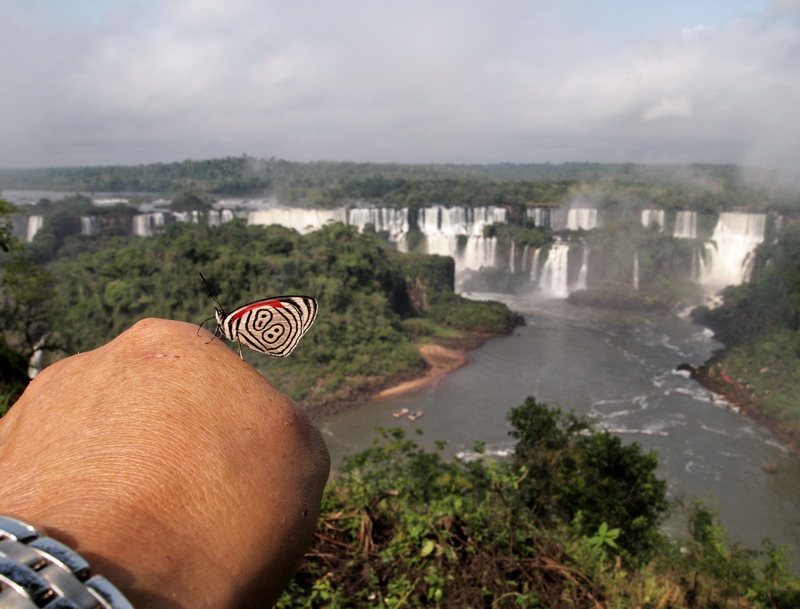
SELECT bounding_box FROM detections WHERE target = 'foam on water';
[685,460,721,481]
[456,442,516,462]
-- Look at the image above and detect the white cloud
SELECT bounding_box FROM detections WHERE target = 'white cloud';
[643,96,693,121]
[0,0,798,168]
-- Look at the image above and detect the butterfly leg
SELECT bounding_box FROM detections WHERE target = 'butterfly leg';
[236,340,244,360]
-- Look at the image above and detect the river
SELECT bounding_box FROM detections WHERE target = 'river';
[319,293,800,566]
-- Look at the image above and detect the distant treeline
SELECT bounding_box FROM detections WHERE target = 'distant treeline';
[3,155,798,212]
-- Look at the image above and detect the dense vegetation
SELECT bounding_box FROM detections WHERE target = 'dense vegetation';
[695,221,800,440]
[0,196,520,414]
[279,397,800,607]
[3,156,798,212]
[567,220,703,311]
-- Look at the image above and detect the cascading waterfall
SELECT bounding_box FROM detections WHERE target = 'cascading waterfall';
[674,211,698,239]
[26,216,44,242]
[208,209,236,226]
[347,207,409,242]
[172,210,202,224]
[132,212,170,237]
[461,237,499,271]
[248,208,346,234]
[566,208,598,231]
[699,212,766,291]
[80,216,102,236]
[575,245,589,291]
[526,207,552,228]
[691,248,706,282]
[416,206,507,273]
[539,242,571,298]
[530,248,541,284]
[641,209,665,231]
[73,201,774,302]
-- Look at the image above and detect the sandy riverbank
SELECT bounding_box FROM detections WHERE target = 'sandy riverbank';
[372,343,470,400]
[303,337,486,420]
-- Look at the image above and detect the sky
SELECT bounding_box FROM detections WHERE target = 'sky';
[1,0,799,169]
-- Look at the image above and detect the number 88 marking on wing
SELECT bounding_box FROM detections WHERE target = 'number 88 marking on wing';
[219,296,317,358]
[200,274,318,359]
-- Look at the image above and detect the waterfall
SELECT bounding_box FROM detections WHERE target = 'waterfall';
[521,244,530,274]
[539,242,571,298]
[674,211,697,239]
[633,253,640,291]
[566,208,598,231]
[530,248,541,284]
[247,208,346,233]
[691,247,706,282]
[461,237,499,271]
[173,211,202,224]
[26,216,44,242]
[207,210,225,226]
[526,207,552,228]
[132,212,170,237]
[509,241,516,274]
[419,205,506,236]
[641,209,665,231]
[575,245,589,291]
[415,206,507,274]
[699,212,766,291]
[80,216,102,236]
[206,209,236,226]
[347,207,409,242]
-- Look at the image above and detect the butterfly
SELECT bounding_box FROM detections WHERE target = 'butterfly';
[200,273,317,358]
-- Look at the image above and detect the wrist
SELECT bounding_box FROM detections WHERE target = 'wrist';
[0,514,134,608]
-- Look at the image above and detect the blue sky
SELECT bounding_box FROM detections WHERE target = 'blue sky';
[1,0,798,170]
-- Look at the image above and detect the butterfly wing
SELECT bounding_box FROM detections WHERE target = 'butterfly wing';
[223,296,318,357]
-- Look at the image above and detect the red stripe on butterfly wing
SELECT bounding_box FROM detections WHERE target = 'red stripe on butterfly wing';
[230,299,285,321]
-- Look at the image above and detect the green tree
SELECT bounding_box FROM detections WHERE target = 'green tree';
[508,397,668,560]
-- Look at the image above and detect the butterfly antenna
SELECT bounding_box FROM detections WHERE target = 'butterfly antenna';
[199,272,225,311]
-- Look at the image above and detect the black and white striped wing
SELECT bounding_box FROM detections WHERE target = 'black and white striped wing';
[223,296,317,357]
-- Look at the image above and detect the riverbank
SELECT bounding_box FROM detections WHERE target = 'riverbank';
[303,334,489,420]
[691,360,800,456]
[372,342,470,400]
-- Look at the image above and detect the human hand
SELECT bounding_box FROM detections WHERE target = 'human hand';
[0,318,330,608]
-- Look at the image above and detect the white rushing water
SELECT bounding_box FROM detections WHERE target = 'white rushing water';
[75,199,770,299]
[700,212,766,291]
[673,211,698,239]
[248,208,347,234]
[642,209,665,231]
[539,242,571,298]
[26,216,44,242]
[526,207,552,228]
[566,207,599,231]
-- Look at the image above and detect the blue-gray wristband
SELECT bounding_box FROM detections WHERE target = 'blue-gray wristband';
[0,515,134,608]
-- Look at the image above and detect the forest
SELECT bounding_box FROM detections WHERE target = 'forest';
[2,155,798,212]
[0,196,520,416]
